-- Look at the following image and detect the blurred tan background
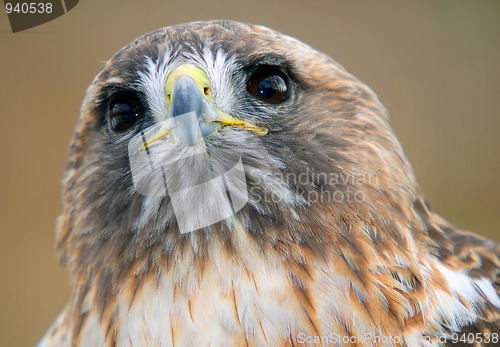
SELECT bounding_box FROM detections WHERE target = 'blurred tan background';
[1,0,499,345]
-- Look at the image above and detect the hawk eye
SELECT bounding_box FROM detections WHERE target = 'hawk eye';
[108,95,142,132]
[247,67,289,104]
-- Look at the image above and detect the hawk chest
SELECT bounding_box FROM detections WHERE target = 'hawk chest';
[121,262,296,346]
[79,247,313,347]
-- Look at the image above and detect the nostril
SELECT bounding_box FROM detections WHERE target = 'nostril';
[203,86,210,97]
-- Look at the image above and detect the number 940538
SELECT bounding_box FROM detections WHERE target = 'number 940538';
[451,332,499,344]
[5,3,53,14]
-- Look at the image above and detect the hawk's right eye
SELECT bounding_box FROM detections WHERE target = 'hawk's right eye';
[108,95,142,132]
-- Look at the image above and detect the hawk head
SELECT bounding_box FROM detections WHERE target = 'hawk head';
[43,20,500,347]
[57,21,417,266]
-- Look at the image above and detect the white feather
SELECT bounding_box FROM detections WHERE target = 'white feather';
[432,263,500,332]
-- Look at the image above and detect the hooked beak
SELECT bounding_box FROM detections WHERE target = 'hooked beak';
[147,64,267,147]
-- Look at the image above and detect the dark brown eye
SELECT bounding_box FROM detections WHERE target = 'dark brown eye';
[247,67,289,104]
[109,95,141,132]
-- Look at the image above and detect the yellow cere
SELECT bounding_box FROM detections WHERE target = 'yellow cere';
[150,64,269,144]
[165,64,212,106]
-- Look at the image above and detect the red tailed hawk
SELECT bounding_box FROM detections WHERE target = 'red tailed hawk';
[38,20,500,346]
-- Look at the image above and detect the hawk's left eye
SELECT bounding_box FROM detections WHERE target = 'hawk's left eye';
[108,95,142,132]
[247,67,289,104]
